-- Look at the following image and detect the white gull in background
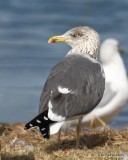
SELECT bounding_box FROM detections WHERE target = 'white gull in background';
[83,38,128,126]
[66,38,128,128]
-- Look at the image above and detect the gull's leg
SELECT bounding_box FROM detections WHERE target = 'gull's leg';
[90,115,96,128]
[76,116,83,147]
[94,115,106,126]
[90,115,106,128]
[57,129,61,145]
[90,115,98,134]
[64,122,70,135]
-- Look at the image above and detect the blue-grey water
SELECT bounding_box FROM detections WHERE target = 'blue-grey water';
[0,0,128,128]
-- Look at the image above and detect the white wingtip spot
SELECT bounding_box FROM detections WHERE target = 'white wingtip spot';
[58,86,71,94]
[44,116,48,120]
[43,133,46,136]
[34,126,39,130]
[36,119,41,123]
[41,128,45,131]
[29,124,33,127]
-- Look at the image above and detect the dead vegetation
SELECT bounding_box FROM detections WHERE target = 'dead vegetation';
[0,123,128,160]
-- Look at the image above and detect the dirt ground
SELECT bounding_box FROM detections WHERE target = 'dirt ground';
[0,123,128,160]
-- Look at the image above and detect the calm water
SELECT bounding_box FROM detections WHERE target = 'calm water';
[0,0,128,128]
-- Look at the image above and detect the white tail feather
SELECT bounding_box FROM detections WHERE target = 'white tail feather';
[49,121,65,135]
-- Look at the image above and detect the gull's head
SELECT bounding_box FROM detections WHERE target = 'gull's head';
[48,26,100,59]
[100,38,124,64]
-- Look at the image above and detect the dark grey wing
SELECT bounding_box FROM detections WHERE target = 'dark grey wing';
[55,57,105,118]
[39,59,69,113]
[39,55,105,120]
[96,82,116,108]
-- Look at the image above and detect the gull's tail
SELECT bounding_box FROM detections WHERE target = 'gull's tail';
[24,110,55,139]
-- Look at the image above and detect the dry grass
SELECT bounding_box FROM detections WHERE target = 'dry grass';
[0,123,128,160]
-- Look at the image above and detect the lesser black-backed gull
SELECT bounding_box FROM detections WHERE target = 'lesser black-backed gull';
[24,26,105,145]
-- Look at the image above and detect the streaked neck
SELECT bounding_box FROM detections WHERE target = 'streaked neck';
[66,49,98,60]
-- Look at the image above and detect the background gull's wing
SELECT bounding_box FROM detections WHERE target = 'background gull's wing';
[96,82,116,109]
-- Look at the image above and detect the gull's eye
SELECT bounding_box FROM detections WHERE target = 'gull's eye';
[70,32,83,38]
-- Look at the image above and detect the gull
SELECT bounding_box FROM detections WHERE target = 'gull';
[24,26,105,146]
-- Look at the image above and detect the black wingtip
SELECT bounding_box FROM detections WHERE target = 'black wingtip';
[24,110,55,139]
[24,122,32,130]
[44,135,49,139]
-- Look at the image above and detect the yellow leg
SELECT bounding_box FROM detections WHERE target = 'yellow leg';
[90,115,106,128]
[95,115,106,126]
[76,116,83,147]
[57,129,61,145]
[90,115,96,128]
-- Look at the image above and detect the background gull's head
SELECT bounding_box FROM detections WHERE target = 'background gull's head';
[100,38,124,64]
[48,26,100,59]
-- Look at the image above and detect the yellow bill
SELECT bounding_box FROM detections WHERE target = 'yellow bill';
[48,35,66,43]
